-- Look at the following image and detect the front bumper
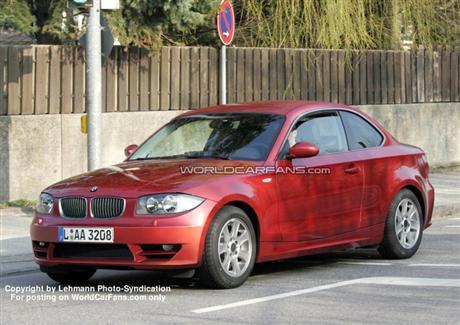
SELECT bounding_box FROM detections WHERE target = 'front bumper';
[30,200,216,270]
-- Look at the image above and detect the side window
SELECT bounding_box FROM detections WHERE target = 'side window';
[340,111,383,150]
[288,112,348,155]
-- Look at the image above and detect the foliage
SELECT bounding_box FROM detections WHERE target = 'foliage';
[0,0,37,34]
[107,0,220,51]
[1,0,458,51]
[399,0,460,49]
[236,0,460,50]
[0,199,36,211]
[41,0,82,42]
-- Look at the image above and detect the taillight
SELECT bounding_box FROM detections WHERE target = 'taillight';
[419,154,429,177]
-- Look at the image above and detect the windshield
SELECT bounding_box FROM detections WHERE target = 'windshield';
[129,113,285,161]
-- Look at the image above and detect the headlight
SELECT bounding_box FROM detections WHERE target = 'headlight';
[136,194,204,215]
[37,193,54,214]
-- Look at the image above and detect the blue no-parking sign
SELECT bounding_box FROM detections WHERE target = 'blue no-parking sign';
[217,1,235,46]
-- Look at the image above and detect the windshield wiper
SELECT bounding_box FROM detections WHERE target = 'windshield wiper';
[185,154,231,160]
[205,155,231,160]
[131,155,186,160]
[130,157,154,161]
[132,154,231,161]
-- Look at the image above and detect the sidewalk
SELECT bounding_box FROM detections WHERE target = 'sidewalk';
[430,167,460,218]
[1,167,459,276]
[0,208,37,276]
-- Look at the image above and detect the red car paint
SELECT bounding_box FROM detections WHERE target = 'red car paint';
[30,101,434,270]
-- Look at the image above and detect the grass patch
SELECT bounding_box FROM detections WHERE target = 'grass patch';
[0,199,36,211]
[431,163,460,172]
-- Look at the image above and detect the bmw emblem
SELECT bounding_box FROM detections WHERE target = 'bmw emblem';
[90,186,98,193]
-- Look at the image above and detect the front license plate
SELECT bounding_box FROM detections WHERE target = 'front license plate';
[58,227,114,243]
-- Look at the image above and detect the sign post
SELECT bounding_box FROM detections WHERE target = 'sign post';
[217,1,235,105]
[86,0,102,171]
[73,1,116,170]
[219,46,226,104]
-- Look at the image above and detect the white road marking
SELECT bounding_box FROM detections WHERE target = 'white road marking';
[409,263,460,268]
[449,217,460,221]
[337,261,393,266]
[445,226,460,228]
[191,279,358,314]
[358,277,460,287]
[191,277,460,314]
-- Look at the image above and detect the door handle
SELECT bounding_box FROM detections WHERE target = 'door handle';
[344,166,360,174]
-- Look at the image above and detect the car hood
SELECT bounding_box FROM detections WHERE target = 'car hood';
[44,159,261,199]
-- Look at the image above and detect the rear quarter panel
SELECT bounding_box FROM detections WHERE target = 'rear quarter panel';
[361,144,434,229]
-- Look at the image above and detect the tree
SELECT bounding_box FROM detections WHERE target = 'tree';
[2,0,220,49]
[0,0,37,34]
[235,0,460,50]
[107,0,220,51]
[2,0,458,51]
[40,0,81,43]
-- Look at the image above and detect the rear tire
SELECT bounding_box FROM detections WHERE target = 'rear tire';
[199,206,256,289]
[43,266,96,285]
[378,189,423,259]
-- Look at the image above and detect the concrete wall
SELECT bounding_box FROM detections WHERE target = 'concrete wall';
[0,111,182,202]
[359,103,460,167]
[0,103,459,201]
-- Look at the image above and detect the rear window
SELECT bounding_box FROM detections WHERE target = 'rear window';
[340,111,384,150]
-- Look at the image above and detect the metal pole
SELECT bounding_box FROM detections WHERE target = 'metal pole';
[86,0,102,171]
[219,45,227,104]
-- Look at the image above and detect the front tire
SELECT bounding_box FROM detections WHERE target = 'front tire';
[42,266,96,285]
[378,189,423,259]
[199,206,257,289]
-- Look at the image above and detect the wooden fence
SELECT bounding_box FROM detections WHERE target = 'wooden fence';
[0,45,459,115]
[227,48,459,105]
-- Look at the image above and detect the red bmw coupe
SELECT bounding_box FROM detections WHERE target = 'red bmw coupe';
[31,101,434,288]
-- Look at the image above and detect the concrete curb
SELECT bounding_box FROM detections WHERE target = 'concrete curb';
[432,204,460,219]
[0,207,34,218]
[1,201,459,277]
[2,202,460,221]
[0,254,38,277]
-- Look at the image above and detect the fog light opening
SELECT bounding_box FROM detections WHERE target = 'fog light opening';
[162,244,180,252]
[34,241,49,248]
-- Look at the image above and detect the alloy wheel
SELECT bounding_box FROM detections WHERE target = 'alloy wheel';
[394,198,421,249]
[218,218,253,277]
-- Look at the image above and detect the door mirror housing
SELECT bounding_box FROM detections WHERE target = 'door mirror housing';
[124,144,138,158]
[287,142,319,159]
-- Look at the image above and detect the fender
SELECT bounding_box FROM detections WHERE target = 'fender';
[388,175,430,227]
[195,194,260,265]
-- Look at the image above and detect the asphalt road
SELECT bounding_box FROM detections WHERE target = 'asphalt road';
[1,216,459,325]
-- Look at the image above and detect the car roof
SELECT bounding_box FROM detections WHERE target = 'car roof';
[178,100,350,117]
[176,100,395,146]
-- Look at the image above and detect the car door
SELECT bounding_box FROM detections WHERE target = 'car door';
[275,111,364,241]
[338,110,386,229]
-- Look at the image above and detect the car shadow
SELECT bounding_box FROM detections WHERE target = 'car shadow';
[48,248,385,290]
[252,248,382,276]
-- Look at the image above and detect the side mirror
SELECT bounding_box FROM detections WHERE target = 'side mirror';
[287,142,319,159]
[124,144,138,158]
